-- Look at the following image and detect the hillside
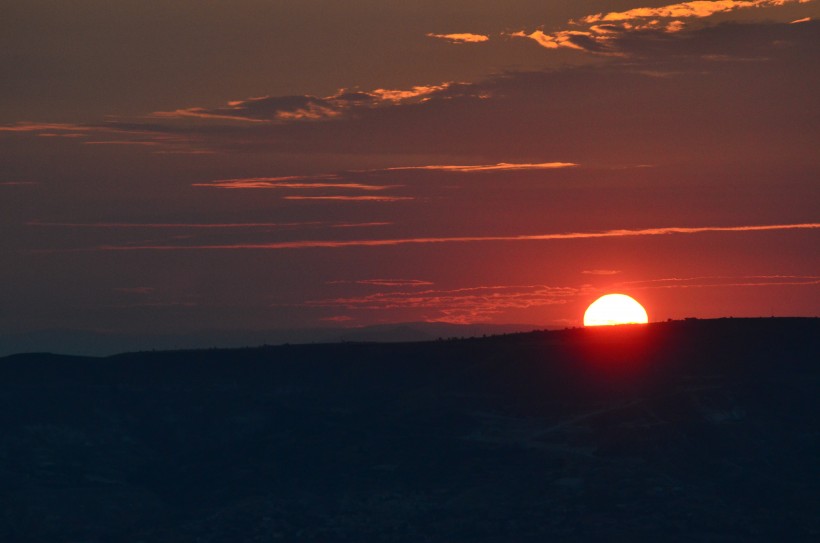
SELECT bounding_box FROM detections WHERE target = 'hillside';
[0,318,818,541]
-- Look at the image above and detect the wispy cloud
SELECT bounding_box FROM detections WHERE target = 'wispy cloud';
[37,133,88,138]
[193,177,398,191]
[27,220,322,229]
[331,222,393,229]
[26,220,389,230]
[620,274,820,289]
[93,222,820,251]
[305,284,582,324]
[150,107,269,123]
[328,279,435,287]
[0,122,174,142]
[151,84,458,124]
[191,162,576,191]
[382,162,578,173]
[427,33,490,44]
[582,269,622,275]
[282,195,413,202]
[82,141,160,146]
[0,122,96,133]
[0,121,208,153]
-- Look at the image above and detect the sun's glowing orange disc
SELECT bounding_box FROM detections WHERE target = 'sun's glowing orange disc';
[583,294,648,326]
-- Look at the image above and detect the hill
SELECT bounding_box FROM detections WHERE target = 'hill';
[0,322,540,357]
[0,318,818,541]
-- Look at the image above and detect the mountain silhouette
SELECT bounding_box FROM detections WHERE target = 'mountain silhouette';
[0,317,817,541]
[0,322,540,357]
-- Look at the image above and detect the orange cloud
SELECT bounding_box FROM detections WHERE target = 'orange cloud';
[427,33,490,44]
[274,104,344,122]
[369,84,452,103]
[151,108,268,123]
[193,178,397,191]
[197,163,577,191]
[0,122,96,132]
[383,162,578,173]
[95,222,820,251]
[583,0,807,23]
[509,30,595,51]
[510,0,810,53]
[150,84,458,125]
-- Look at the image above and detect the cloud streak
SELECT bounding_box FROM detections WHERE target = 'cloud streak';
[0,121,210,153]
[620,274,820,289]
[282,195,413,202]
[26,220,386,230]
[0,122,96,133]
[193,179,398,191]
[381,162,578,173]
[151,84,458,124]
[427,33,490,44]
[191,162,576,191]
[305,284,581,324]
[94,222,820,251]
[328,279,435,287]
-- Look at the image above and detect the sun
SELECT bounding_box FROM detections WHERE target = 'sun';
[584,294,648,327]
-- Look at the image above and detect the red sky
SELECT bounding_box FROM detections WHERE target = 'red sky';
[1,0,818,340]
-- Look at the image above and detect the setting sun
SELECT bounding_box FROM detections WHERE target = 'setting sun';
[583,294,649,327]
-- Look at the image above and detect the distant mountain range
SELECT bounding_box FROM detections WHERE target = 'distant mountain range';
[0,322,544,357]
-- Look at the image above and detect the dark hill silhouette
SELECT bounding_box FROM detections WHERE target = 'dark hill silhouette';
[0,318,817,541]
[0,322,540,357]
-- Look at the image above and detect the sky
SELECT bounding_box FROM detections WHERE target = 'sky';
[1,0,818,342]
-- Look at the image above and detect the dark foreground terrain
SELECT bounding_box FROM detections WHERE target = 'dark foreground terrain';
[0,318,818,542]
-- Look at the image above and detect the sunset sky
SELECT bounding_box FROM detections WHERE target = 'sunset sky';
[2,0,818,341]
